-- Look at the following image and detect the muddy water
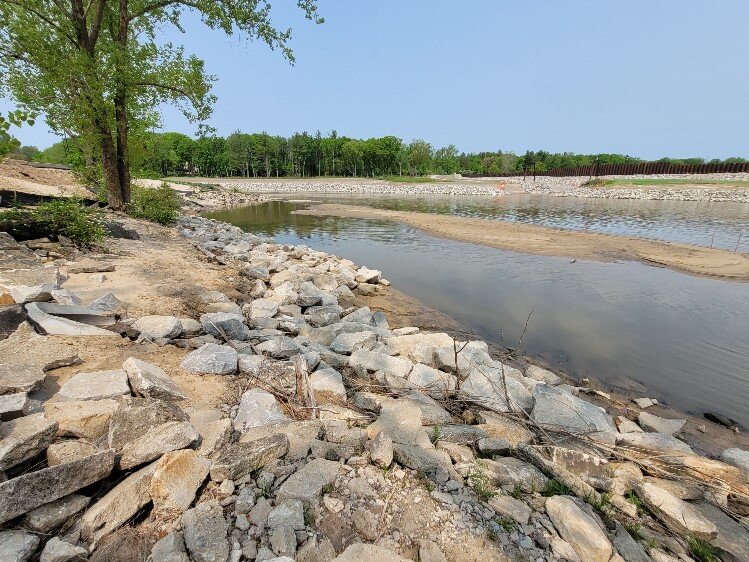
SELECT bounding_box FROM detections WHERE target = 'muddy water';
[208,200,749,427]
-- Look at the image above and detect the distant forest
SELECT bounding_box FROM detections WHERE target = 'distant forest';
[15,131,748,178]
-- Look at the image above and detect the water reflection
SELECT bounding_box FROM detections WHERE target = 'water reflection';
[208,201,749,427]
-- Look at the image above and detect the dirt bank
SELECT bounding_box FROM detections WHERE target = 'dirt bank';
[0,158,92,199]
[298,203,749,281]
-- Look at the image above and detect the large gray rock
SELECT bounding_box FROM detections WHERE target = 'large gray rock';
[56,369,130,402]
[615,432,693,455]
[150,449,211,516]
[119,421,200,470]
[369,430,393,468]
[525,364,562,385]
[255,336,304,359]
[0,412,57,470]
[248,298,279,319]
[80,461,158,545]
[0,531,39,562]
[132,315,183,339]
[89,292,122,311]
[182,500,230,562]
[180,343,238,375]
[461,365,532,412]
[107,397,188,452]
[546,496,613,562]
[638,412,686,435]
[0,450,114,524]
[39,537,88,562]
[47,440,99,466]
[122,357,187,401]
[233,388,288,432]
[330,331,377,355]
[151,532,190,562]
[309,367,346,399]
[367,401,432,448]
[275,458,340,503]
[720,448,749,482]
[25,302,118,336]
[44,399,118,440]
[482,457,548,493]
[692,499,749,562]
[349,349,413,378]
[23,493,90,533]
[408,363,457,393]
[210,435,289,482]
[612,522,650,562]
[635,481,717,540]
[531,384,616,438]
[200,312,247,340]
[239,420,322,460]
[392,443,456,481]
[0,392,30,421]
[0,265,63,303]
[488,494,532,525]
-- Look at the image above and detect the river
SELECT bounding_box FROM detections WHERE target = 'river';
[208,194,749,426]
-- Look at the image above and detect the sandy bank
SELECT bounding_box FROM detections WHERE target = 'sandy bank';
[298,203,749,281]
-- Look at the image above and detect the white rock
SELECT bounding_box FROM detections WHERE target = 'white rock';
[181,344,238,375]
[721,448,749,482]
[546,496,612,562]
[637,411,686,435]
[57,369,130,402]
[309,368,347,399]
[234,388,288,432]
[123,357,187,401]
[133,315,183,339]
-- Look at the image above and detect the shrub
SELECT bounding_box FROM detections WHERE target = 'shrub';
[0,198,106,246]
[127,182,181,224]
[541,479,572,497]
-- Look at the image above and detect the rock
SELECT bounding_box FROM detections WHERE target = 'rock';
[525,364,562,385]
[349,349,413,378]
[132,315,183,339]
[330,331,377,355]
[720,448,749,482]
[548,447,609,480]
[546,496,613,562]
[532,384,616,438]
[248,497,272,526]
[255,336,304,359]
[122,357,187,401]
[0,450,114,525]
[638,412,686,435]
[248,299,279,319]
[332,543,410,561]
[612,522,650,562]
[151,532,189,562]
[0,531,39,562]
[461,364,533,412]
[51,289,82,306]
[0,412,58,470]
[239,420,322,460]
[80,461,158,545]
[119,421,200,469]
[692,499,749,562]
[200,312,247,340]
[418,539,447,562]
[107,397,188,452]
[180,318,203,336]
[150,449,212,516]
[615,415,644,433]
[409,363,456,392]
[275,458,340,503]
[489,494,532,525]
[210,435,289,482]
[89,292,122,311]
[270,525,297,557]
[369,431,393,468]
[180,343,238,375]
[26,302,120,336]
[268,498,305,531]
[0,304,25,338]
[367,401,432,448]
[397,391,453,425]
[635,481,718,539]
[355,267,381,283]
[309,367,346,399]
[182,500,230,562]
[238,354,264,376]
[615,432,693,455]
[633,397,655,409]
[23,494,90,533]
[352,507,378,540]
[482,458,548,493]
[392,443,454,481]
[477,437,512,456]
[475,410,534,446]
[0,392,30,420]
[195,418,233,457]
[44,399,118,440]
[39,537,88,562]
[240,265,270,280]
[233,388,288,432]
[56,369,130,402]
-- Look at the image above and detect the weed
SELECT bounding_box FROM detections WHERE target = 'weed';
[541,479,572,497]
[645,537,659,550]
[624,522,644,542]
[580,177,608,188]
[321,483,334,495]
[510,484,523,499]
[127,182,180,224]
[495,516,516,533]
[303,506,316,526]
[688,536,718,562]
[469,462,496,501]
[416,470,435,492]
[430,426,442,445]
[625,489,650,517]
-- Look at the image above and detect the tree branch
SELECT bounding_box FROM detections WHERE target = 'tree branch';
[132,80,198,103]
[128,0,201,22]
[0,0,77,44]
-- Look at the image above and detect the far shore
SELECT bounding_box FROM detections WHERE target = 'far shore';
[297,203,749,281]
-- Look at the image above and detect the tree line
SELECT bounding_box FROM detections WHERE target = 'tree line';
[23,131,748,179]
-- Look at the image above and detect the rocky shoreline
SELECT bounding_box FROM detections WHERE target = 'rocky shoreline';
[217,179,502,197]
[1,210,748,561]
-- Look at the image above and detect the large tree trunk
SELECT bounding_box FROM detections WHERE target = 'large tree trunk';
[100,130,126,210]
[114,0,131,207]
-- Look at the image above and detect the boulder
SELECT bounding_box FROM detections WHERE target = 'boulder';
[546,496,613,562]
[39,537,88,562]
[119,421,200,470]
[233,388,288,432]
[369,430,393,468]
[488,494,532,525]
[132,315,183,339]
[151,532,190,562]
[612,522,650,562]
[180,343,238,375]
[392,444,455,481]
[200,312,247,340]
[525,364,562,385]
[638,412,686,435]
[0,392,30,420]
[51,289,82,306]
[330,331,377,355]
[720,448,749,482]
[461,365,533,412]
[482,457,548,493]
[44,399,118,440]
[123,357,187,401]
[341,306,373,325]
[56,369,130,402]
[182,500,230,562]
[275,458,340,503]
[195,418,233,457]
[692,499,749,562]
[89,292,122,311]
[531,384,616,437]
[0,450,114,524]
[248,298,280,319]
[107,397,188,452]
[0,265,63,304]
[635,481,718,540]
[150,449,211,516]
[0,531,39,562]
[239,420,323,460]
[355,267,381,283]
[309,368,347,399]
[0,413,58,470]
[367,401,432,448]
[23,494,90,533]
[349,349,413,378]
[210,435,289,482]
[255,336,304,359]
[475,410,534,446]
[615,432,693,455]
[408,363,456,392]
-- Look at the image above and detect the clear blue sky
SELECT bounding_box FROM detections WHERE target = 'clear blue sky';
[4,0,749,159]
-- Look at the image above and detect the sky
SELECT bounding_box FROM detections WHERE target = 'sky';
[3,0,749,159]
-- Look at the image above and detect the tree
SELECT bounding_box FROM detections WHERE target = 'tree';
[0,110,34,160]
[0,1,323,209]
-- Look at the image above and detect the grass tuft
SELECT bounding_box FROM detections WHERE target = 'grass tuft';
[541,479,572,497]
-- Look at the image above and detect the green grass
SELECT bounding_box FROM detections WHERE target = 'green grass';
[541,479,572,497]
[381,175,436,183]
[469,462,497,501]
[688,536,719,562]
[0,199,106,246]
[594,178,749,188]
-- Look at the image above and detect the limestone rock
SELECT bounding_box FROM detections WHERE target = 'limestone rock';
[132,315,183,339]
[475,410,534,446]
[720,448,749,482]
[195,418,233,457]
[233,388,288,432]
[0,392,30,421]
[0,450,114,524]
[25,302,118,336]
[248,298,279,319]
[349,349,413,378]
[392,444,455,481]
[39,537,88,562]
[151,532,189,562]
[461,365,533,412]
[150,449,211,516]
[330,331,377,355]
[532,384,616,437]
[615,432,693,455]
[255,336,304,359]
[309,368,346,399]
[692,499,749,562]
[546,496,613,562]
[119,421,200,470]
[180,343,238,375]
[482,458,548,493]
[638,412,686,435]
[367,401,432,448]
[275,458,340,503]
[23,494,90,533]
[44,399,118,440]
[408,363,456,392]
[332,543,410,561]
[489,494,532,525]
[210,435,289,482]
[0,531,39,562]
[182,500,230,562]
[525,364,562,385]
[636,481,717,539]
[123,357,187,401]
[200,312,247,340]
[0,412,58,470]
[369,430,393,468]
[107,397,188,452]
[57,369,130,402]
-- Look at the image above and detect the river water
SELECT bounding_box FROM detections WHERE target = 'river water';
[208,195,749,426]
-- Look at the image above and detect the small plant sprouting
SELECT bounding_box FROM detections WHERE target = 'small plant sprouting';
[624,522,644,541]
[321,483,334,495]
[495,516,516,533]
[430,426,442,445]
[510,484,523,499]
[416,470,435,492]
[469,462,496,501]
[541,479,572,497]
[687,536,719,562]
[625,489,650,517]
